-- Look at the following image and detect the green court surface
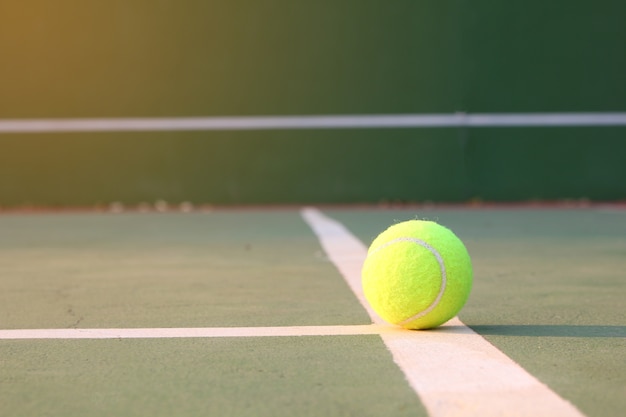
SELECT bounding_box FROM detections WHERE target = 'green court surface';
[1,207,625,417]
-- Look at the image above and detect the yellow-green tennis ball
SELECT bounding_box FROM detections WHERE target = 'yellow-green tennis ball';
[361,220,472,329]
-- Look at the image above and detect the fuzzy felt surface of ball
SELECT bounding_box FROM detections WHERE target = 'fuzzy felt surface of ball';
[361,220,472,329]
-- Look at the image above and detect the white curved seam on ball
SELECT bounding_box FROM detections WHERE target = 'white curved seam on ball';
[370,237,447,325]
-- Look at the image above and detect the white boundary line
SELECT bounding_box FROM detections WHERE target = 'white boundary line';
[0,113,625,133]
[0,324,392,339]
[300,207,586,417]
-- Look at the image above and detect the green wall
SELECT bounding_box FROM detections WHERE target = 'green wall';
[1,1,624,206]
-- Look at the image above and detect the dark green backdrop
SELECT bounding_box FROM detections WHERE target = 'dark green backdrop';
[1,1,624,206]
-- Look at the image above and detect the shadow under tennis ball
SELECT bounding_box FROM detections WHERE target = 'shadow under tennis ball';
[463,324,626,338]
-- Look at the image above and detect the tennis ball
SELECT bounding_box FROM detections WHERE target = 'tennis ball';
[361,220,472,329]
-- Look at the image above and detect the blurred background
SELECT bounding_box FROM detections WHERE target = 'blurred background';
[0,1,624,207]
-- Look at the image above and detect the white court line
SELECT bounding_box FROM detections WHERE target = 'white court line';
[0,113,625,133]
[300,207,586,417]
[0,324,392,340]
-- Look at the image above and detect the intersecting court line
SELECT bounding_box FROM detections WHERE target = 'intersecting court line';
[0,325,393,339]
[300,207,586,417]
